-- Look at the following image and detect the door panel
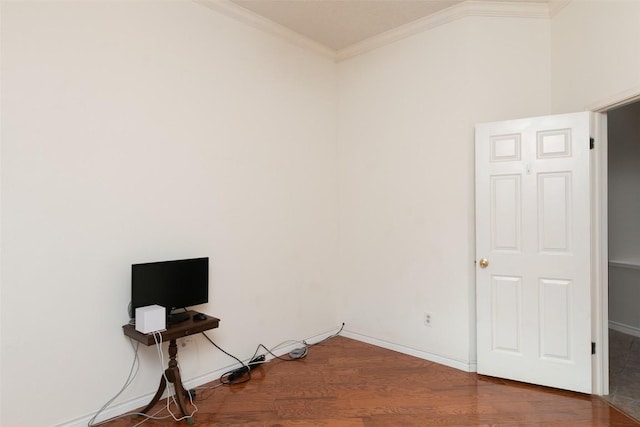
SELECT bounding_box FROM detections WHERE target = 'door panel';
[476,112,592,394]
[538,172,571,252]
[492,275,521,354]
[492,175,521,251]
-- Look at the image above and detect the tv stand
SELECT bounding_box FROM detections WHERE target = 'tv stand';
[122,311,220,424]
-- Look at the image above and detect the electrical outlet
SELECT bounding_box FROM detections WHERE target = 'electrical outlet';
[424,312,433,327]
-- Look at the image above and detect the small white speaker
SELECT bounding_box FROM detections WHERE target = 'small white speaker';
[135,304,166,334]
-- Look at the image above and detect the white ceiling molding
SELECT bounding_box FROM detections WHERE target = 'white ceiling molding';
[194,0,553,62]
[195,0,339,60]
[336,1,550,61]
[548,0,571,17]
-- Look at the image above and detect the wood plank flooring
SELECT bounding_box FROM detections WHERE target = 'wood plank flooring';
[101,336,640,426]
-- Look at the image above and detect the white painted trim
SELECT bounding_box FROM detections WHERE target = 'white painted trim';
[341,330,477,373]
[609,321,640,339]
[194,0,338,60]
[548,0,571,17]
[338,1,550,60]
[587,85,640,113]
[591,111,609,396]
[194,0,552,63]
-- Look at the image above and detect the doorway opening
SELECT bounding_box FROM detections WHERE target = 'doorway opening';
[604,100,640,420]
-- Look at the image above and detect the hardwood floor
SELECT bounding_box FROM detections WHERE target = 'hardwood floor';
[101,336,640,426]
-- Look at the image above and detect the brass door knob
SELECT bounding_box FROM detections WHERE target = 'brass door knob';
[479,258,489,268]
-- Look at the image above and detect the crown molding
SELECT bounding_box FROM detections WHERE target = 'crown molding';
[194,0,338,61]
[194,0,553,63]
[548,0,572,17]
[337,1,551,61]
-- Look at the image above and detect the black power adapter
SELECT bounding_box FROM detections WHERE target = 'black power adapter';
[251,354,266,365]
[227,355,266,381]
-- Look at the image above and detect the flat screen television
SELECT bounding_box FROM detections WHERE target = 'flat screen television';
[131,257,209,324]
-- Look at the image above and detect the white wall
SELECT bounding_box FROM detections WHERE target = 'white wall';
[336,15,551,367]
[551,0,640,113]
[0,2,338,426]
[5,1,639,425]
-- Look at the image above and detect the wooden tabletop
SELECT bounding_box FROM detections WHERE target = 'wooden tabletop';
[122,311,220,345]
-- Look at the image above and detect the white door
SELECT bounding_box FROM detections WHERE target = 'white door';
[475,112,592,394]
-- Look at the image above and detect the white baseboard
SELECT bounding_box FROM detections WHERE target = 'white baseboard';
[340,330,476,373]
[609,320,640,338]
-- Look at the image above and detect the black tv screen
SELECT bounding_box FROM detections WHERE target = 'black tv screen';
[131,257,208,322]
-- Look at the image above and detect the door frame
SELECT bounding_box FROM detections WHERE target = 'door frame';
[590,87,640,396]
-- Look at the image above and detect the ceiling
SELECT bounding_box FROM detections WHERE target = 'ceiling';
[228,0,465,51]
[226,0,551,52]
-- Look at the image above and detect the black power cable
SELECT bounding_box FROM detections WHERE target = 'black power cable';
[201,332,253,385]
[203,322,345,385]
